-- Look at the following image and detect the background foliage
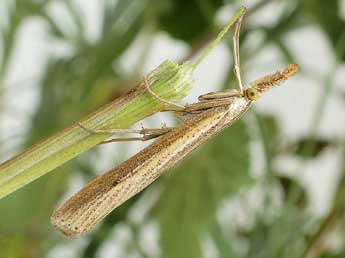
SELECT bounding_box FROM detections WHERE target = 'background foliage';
[0,0,345,258]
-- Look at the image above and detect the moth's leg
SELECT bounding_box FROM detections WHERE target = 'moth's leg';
[78,122,142,135]
[233,11,244,92]
[171,91,243,118]
[99,127,174,144]
[170,90,244,121]
[175,95,240,114]
[198,89,243,101]
[143,77,185,111]
[78,122,174,143]
[198,15,244,102]
[183,98,238,112]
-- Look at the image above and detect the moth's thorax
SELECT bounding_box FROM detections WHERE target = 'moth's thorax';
[221,96,251,124]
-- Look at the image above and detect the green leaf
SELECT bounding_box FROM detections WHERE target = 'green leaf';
[79,2,145,97]
[0,163,71,257]
[320,250,345,258]
[152,121,252,258]
[256,113,280,161]
[0,234,25,258]
[320,254,345,258]
[290,138,335,159]
[278,176,307,209]
[246,208,308,258]
[209,221,237,258]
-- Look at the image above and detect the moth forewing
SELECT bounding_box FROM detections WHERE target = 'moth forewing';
[51,96,251,238]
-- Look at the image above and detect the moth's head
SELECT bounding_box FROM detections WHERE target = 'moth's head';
[244,64,299,101]
[244,87,260,101]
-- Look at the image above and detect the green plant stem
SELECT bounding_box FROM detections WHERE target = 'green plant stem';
[0,61,193,199]
[192,6,246,69]
[182,1,273,63]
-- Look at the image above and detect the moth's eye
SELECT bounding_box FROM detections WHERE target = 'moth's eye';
[245,88,260,100]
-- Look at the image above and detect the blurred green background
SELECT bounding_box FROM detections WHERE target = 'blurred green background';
[0,0,345,258]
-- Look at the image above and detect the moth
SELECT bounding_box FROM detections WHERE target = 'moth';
[51,7,298,238]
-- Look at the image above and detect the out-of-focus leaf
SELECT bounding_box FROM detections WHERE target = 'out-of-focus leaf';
[0,0,48,78]
[62,0,85,40]
[42,0,86,44]
[256,113,280,160]
[301,0,345,60]
[0,165,68,225]
[245,207,308,258]
[210,221,237,258]
[0,163,71,256]
[320,254,345,258]
[79,1,145,97]
[289,138,335,159]
[340,90,345,106]
[258,113,333,160]
[101,0,138,37]
[0,235,25,258]
[156,0,224,44]
[278,176,307,209]
[152,121,252,258]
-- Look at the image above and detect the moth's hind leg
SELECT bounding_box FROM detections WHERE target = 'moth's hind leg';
[78,122,174,143]
[198,89,243,101]
[232,9,245,92]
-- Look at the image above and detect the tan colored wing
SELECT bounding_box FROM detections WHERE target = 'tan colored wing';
[51,98,250,238]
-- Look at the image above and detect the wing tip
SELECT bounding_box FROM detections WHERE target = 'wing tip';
[50,212,84,239]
